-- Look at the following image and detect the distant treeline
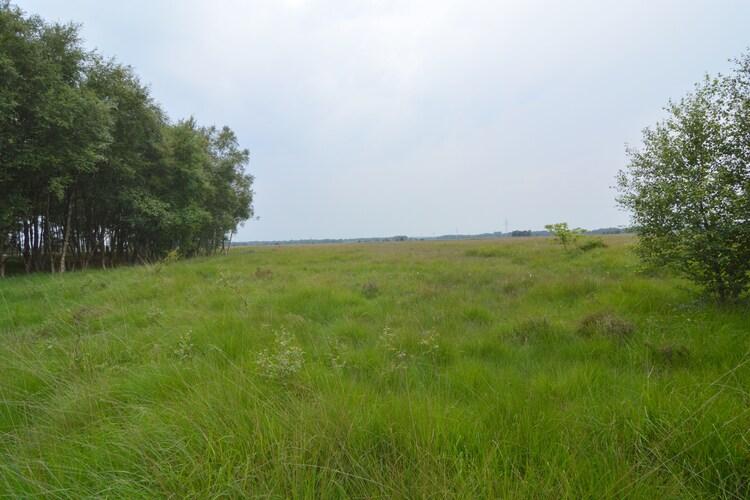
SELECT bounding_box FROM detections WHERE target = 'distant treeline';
[0,4,254,276]
[235,228,629,246]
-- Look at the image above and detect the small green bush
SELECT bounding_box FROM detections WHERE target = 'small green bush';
[545,222,586,250]
[256,329,304,380]
[173,330,195,360]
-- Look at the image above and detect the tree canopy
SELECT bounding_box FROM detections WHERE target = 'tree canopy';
[0,4,254,276]
[616,51,750,302]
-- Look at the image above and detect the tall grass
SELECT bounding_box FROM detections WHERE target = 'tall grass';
[0,236,748,497]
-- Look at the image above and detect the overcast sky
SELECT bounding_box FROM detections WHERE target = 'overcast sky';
[18,0,750,241]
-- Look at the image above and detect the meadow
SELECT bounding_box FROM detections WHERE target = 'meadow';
[0,236,748,497]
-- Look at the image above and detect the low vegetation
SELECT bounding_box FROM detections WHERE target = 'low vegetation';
[1,236,748,497]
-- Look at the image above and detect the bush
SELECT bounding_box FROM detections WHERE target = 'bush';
[545,222,586,251]
[256,330,304,380]
[616,52,750,302]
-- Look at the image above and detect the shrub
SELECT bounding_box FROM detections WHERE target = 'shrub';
[378,325,408,371]
[256,329,304,379]
[545,222,586,251]
[616,54,750,302]
[417,329,439,358]
[173,330,195,360]
[325,336,347,372]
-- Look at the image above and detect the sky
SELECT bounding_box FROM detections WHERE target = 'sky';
[17,0,750,241]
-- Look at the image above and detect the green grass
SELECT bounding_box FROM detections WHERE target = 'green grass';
[1,236,748,497]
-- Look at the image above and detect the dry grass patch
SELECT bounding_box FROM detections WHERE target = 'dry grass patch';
[577,309,636,339]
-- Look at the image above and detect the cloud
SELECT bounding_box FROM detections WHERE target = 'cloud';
[19,0,750,239]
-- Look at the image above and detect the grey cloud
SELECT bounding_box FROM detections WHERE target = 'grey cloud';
[20,0,750,240]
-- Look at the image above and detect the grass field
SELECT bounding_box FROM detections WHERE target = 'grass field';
[0,235,748,497]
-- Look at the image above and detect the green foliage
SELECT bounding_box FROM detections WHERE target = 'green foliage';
[0,4,254,275]
[256,329,305,380]
[172,330,195,360]
[544,222,586,250]
[617,53,750,302]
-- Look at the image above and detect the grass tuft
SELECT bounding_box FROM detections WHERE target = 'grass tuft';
[361,281,380,299]
[512,317,553,343]
[644,341,690,368]
[578,238,608,252]
[577,309,636,339]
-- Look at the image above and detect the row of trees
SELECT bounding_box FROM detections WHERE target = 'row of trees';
[617,51,750,303]
[0,3,254,276]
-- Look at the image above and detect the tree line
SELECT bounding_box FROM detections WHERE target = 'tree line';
[0,3,254,276]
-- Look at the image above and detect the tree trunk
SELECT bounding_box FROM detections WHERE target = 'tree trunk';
[0,232,6,278]
[44,196,55,274]
[59,192,74,273]
[226,232,233,256]
[100,228,107,270]
[72,196,81,270]
[23,221,31,274]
